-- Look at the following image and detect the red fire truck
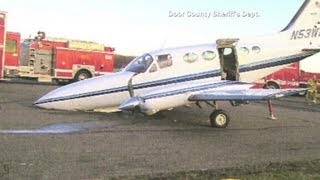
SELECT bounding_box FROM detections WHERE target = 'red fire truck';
[0,11,6,80]
[0,11,115,83]
[254,62,320,92]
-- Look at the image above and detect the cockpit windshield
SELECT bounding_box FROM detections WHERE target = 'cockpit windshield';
[125,53,154,73]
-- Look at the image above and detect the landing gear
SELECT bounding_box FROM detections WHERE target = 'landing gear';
[200,101,230,128]
[209,109,230,128]
[267,99,277,120]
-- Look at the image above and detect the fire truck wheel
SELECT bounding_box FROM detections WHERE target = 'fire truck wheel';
[74,70,92,82]
[298,84,308,96]
[264,82,280,89]
[56,79,71,85]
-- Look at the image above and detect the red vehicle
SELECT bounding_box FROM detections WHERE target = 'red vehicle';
[0,11,115,83]
[254,62,320,91]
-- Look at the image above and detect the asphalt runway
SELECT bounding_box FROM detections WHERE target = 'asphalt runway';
[0,82,320,179]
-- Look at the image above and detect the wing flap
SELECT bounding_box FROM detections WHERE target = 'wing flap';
[188,88,307,101]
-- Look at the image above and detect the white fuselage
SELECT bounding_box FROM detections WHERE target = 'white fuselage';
[34,30,315,113]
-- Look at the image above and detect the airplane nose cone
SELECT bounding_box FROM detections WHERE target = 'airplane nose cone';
[33,86,72,109]
[119,97,141,111]
[33,71,136,110]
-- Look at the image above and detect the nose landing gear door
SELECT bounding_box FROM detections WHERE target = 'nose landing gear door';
[217,39,240,81]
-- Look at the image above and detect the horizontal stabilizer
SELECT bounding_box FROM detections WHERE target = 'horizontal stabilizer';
[188,88,307,101]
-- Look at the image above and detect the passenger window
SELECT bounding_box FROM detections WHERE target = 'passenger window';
[239,47,249,55]
[223,48,233,55]
[202,51,216,61]
[149,64,157,73]
[252,46,261,53]
[157,54,173,69]
[183,52,198,63]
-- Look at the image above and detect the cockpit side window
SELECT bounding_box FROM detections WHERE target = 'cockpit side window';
[125,54,154,73]
[149,64,157,73]
[157,54,173,69]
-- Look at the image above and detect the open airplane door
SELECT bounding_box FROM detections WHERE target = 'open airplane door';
[217,39,240,81]
[0,12,6,80]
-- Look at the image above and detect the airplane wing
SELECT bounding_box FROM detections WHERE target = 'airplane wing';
[302,47,320,52]
[188,88,307,101]
[119,79,307,115]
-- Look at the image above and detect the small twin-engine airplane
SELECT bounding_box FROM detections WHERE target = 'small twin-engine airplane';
[34,0,320,128]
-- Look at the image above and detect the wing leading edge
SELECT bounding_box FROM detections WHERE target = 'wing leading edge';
[188,88,307,101]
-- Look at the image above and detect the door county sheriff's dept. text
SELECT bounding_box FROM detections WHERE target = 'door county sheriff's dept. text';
[169,11,260,19]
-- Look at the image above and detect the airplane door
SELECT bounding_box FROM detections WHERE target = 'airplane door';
[0,12,6,80]
[216,39,240,81]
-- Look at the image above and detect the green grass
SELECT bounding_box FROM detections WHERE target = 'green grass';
[241,171,320,180]
[112,159,320,180]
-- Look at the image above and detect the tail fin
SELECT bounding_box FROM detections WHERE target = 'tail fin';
[282,0,320,34]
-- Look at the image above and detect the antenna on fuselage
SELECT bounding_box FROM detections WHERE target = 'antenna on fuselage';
[158,32,169,51]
